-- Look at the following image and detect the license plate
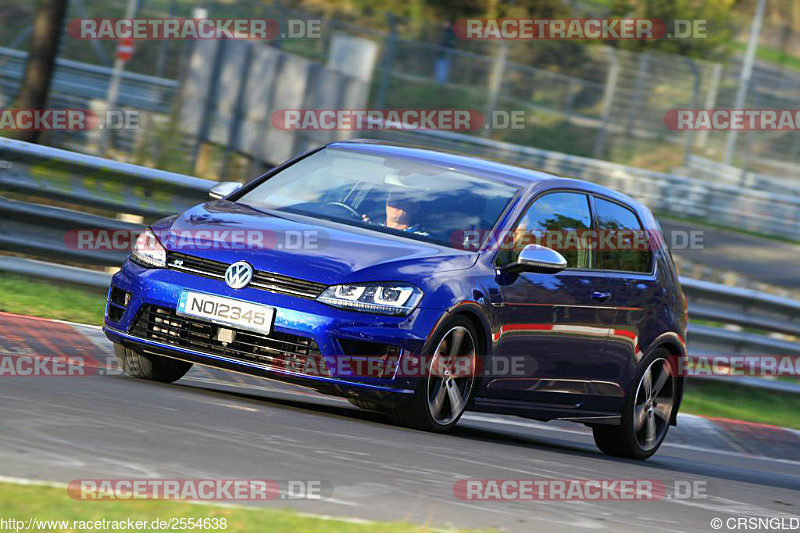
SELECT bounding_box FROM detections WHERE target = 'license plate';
[177,291,274,335]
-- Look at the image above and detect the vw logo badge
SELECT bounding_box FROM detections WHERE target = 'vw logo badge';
[225,261,253,289]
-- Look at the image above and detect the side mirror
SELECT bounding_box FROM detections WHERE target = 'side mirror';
[504,244,568,274]
[208,181,242,200]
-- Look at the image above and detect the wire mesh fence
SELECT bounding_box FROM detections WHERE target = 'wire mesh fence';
[0,0,799,184]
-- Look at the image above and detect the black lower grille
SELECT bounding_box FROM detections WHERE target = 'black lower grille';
[130,305,329,376]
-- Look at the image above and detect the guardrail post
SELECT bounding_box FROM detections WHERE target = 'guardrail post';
[482,41,508,139]
[625,52,649,137]
[190,39,227,176]
[593,48,619,159]
[101,0,140,155]
[221,43,254,180]
[683,58,702,166]
[696,63,722,148]
[374,13,397,110]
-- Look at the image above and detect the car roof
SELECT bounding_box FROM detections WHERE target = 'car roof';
[326,140,644,211]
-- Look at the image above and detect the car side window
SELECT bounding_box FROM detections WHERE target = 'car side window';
[594,198,652,273]
[499,192,592,269]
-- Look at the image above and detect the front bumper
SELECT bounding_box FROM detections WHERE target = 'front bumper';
[103,259,446,401]
[104,326,416,400]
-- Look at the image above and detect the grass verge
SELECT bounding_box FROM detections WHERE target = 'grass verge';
[0,482,446,533]
[0,274,107,325]
[680,380,799,430]
[1,274,797,429]
[729,41,800,73]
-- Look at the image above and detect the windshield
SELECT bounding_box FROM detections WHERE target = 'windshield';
[236,147,520,248]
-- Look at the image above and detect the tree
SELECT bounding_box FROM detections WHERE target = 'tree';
[607,0,734,59]
[13,0,69,144]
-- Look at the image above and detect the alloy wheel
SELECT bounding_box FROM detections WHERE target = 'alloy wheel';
[426,326,476,425]
[633,357,675,451]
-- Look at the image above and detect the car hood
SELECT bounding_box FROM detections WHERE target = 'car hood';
[152,201,478,285]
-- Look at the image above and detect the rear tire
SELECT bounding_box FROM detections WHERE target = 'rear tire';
[114,344,192,383]
[388,315,478,433]
[592,348,677,460]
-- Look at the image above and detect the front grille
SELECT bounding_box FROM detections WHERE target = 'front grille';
[130,305,329,376]
[167,252,327,299]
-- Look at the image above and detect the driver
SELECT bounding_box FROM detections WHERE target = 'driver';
[363,189,428,235]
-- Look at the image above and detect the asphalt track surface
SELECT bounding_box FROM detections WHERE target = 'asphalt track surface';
[0,315,798,532]
[659,219,800,289]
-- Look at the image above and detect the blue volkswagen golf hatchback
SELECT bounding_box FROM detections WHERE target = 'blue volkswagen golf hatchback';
[104,141,687,459]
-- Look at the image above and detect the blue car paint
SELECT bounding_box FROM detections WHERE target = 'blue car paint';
[103,141,687,425]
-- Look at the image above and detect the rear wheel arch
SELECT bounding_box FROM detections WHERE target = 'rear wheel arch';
[655,339,684,357]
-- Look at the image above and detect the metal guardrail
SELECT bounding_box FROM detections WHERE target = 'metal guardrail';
[687,323,800,358]
[681,277,800,338]
[0,256,112,288]
[0,46,178,113]
[0,138,798,393]
[0,136,210,217]
[682,155,800,198]
[370,129,800,242]
[0,196,136,266]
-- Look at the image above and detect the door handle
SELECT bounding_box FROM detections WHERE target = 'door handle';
[592,291,611,302]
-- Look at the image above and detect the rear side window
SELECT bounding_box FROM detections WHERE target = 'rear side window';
[500,192,593,269]
[594,198,652,273]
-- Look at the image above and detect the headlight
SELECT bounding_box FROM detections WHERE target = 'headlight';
[130,228,166,268]
[316,283,423,316]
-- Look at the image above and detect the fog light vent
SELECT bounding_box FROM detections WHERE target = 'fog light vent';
[106,286,131,322]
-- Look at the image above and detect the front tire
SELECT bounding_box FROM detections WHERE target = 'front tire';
[388,315,478,433]
[114,344,192,383]
[592,348,677,460]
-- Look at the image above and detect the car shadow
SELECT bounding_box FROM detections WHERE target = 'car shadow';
[147,375,800,492]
